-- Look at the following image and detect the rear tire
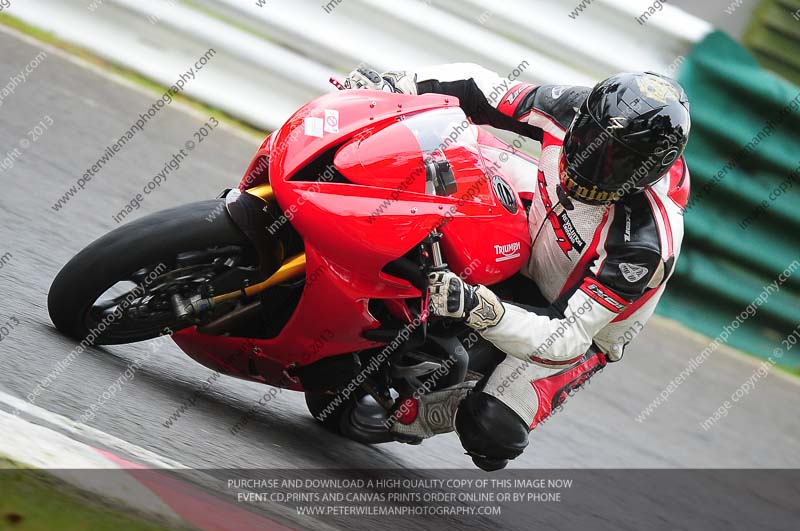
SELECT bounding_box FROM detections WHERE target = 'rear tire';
[48,200,255,344]
[304,391,348,431]
[305,391,398,444]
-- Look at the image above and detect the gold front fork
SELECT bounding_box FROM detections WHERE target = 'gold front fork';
[245,184,275,202]
[211,185,306,304]
[212,253,306,305]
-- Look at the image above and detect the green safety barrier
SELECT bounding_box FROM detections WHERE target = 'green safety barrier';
[744,0,800,86]
[657,30,800,367]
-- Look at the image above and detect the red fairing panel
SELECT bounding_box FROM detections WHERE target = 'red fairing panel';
[334,122,427,193]
[442,128,532,284]
[175,91,532,389]
[270,91,460,183]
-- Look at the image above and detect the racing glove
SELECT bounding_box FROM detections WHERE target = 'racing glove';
[428,271,505,330]
[344,66,417,95]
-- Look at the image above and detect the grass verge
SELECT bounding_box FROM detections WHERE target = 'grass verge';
[0,459,189,530]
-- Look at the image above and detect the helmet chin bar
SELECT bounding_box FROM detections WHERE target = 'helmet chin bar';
[559,151,669,206]
[561,177,620,204]
[560,174,659,206]
[559,163,621,205]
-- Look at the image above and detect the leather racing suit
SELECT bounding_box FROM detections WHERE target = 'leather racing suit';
[353,64,690,469]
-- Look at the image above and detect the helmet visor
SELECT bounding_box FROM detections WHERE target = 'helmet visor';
[562,102,668,202]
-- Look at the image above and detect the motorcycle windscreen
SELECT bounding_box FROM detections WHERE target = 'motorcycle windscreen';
[334,108,493,203]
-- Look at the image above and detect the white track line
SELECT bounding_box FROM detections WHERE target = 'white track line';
[0,388,341,530]
[0,388,185,469]
[0,408,185,525]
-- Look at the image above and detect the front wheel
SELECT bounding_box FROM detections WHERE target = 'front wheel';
[48,200,270,345]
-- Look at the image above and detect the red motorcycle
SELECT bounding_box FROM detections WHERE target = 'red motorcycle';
[49,90,535,442]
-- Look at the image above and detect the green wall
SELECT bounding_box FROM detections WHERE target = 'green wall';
[659,31,800,367]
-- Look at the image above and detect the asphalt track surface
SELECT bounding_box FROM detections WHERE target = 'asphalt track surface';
[1,28,799,530]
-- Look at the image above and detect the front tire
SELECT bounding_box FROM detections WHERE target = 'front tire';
[48,200,260,344]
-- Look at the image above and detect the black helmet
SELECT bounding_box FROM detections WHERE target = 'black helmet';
[559,72,691,204]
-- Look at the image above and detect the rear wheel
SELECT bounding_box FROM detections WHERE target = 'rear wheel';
[304,391,348,431]
[305,391,403,444]
[48,200,273,345]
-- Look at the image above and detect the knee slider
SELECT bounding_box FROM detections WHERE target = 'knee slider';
[455,391,530,471]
